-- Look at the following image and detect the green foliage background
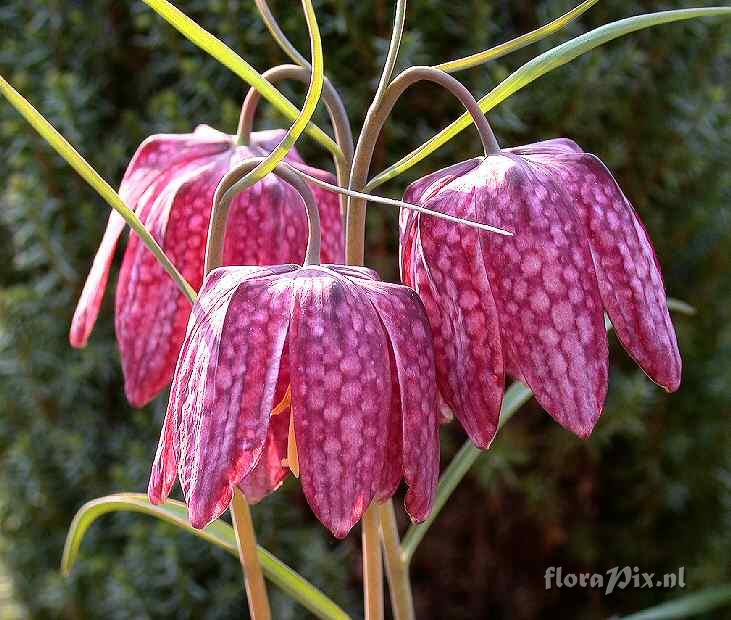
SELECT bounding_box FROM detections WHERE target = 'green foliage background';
[0,1,729,618]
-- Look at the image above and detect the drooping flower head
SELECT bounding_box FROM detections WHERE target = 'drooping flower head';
[400,138,681,446]
[149,161,439,538]
[69,125,344,407]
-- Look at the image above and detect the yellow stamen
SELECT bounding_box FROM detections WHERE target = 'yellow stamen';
[287,411,300,478]
[271,385,291,416]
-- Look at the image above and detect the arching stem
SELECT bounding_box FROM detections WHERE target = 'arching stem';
[206,157,322,273]
[346,5,410,619]
[254,0,313,69]
[346,66,500,263]
[372,0,408,106]
[237,64,354,216]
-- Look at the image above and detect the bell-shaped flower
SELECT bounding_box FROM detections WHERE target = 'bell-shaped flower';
[400,138,681,445]
[69,125,344,407]
[148,263,439,538]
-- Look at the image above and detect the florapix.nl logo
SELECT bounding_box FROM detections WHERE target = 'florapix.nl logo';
[545,566,686,595]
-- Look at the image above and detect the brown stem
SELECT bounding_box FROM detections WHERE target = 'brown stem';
[205,158,322,274]
[237,64,353,216]
[362,504,385,620]
[230,488,271,620]
[346,66,500,264]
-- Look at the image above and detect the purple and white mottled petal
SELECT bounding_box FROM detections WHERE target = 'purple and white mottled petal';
[224,149,309,266]
[507,138,583,157]
[177,267,295,528]
[360,280,439,520]
[238,409,291,503]
[115,155,233,407]
[289,267,391,538]
[552,153,681,390]
[288,162,345,263]
[416,182,505,448]
[473,156,609,437]
[149,267,241,504]
[377,356,404,501]
[238,344,293,502]
[70,134,230,348]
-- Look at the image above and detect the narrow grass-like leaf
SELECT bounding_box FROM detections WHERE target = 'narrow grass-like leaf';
[619,585,731,619]
[401,298,694,562]
[219,0,324,202]
[367,7,731,192]
[436,0,601,73]
[142,0,341,161]
[62,494,350,620]
[0,74,196,303]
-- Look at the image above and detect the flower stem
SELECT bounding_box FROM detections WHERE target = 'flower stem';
[346,66,500,263]
[236,64,353,215]
[230,488,272,620]
[362,504,384,620]
[206,158,322,271]
[254,0,312,69]
[372,0,408,106]
[379,502,414,620]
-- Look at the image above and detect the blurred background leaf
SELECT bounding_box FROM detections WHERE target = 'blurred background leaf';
[0,1,729,619]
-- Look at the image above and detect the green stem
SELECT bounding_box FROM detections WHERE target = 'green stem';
[346,66,500,263]
[362,504,384,620]
[379,502,414,620]
[230,488,272,620]
[254,0,312,68]
[372,0,408,105]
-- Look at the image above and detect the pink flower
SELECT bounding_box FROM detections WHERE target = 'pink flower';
[69,125,344,407]
[148,263,439,538]
[400,138,681,444]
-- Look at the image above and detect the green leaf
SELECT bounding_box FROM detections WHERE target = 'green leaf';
[62,493,350,620]
[367,7,731,192]
[0,74,196,303]
[401,298,694,562]
[619,585,731,619]
[220,0,325,203]
[436,0,601,73]
[143,0,342,161]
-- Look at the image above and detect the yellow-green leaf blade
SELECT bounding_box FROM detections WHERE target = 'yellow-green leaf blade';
[367,7,731,192]
[436,0,601,73]
[143,0,342,161]
[224,0,325,198]
[619,585,731,619]
[62,493,350,620]
[0,74,196,303]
